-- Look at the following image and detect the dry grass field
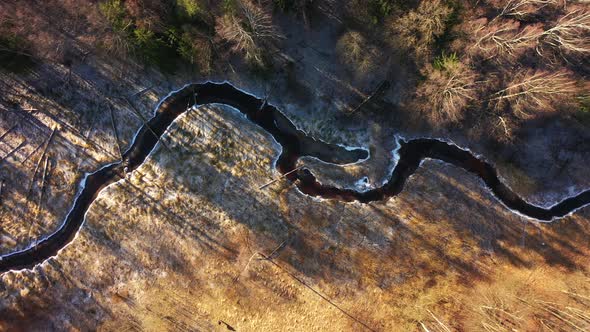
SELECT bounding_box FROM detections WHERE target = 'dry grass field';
[1,104,588,331]
[1,0,589,331]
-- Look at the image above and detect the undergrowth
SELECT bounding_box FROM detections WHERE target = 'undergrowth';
[99,0,213,73]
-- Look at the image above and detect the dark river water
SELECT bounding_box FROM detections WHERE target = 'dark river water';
[1,82,588,273]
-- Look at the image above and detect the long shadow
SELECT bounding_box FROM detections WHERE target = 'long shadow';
[390,162,590,271]
[0,81,365,272]
[1,81,589,276]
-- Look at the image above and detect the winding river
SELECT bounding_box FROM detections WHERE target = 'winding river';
[1,81,589,273]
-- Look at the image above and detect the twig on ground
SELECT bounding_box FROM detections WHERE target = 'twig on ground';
[259,166,303,190]
[419,322,432,332]
[427,309,451,332]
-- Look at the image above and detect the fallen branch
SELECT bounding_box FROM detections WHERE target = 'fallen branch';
[537,301,587,331]
[348,80,390,115]
[35,155,50,219]
[130,86,153,98]
[84,106,98,139]
[258,166,303,190]
[259,83,276,112]
[427,309,452,332]
[266,239,289,260]
[561,290,590,302]
[20,139,46,165]
[109,104,123,160]
[0,124,17,142]
[122,96,170,151]
[419,322,432,332]
[27,127,57,199]
[0,140,26,165]
[498,116,511,138]
[234,252,259,282]
[259,251,377,332]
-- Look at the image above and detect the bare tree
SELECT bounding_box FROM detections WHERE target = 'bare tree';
[216,0,283,64]
[470,6,589,60]
[416,63,478,124]
[539,8,590,58]
[494,0,561,20]
[470,19,542,59]
[336,31,383,83]
[387,0,452,63]
[490,70,579,118]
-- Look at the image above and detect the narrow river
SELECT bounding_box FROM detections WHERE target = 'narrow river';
[1,82,589,273]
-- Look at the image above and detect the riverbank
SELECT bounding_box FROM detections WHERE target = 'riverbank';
[2,103,589,330]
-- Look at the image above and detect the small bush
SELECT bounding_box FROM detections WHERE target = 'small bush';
[172,28,212,73]
[369,0,395,23]
[336,31,383,83]
[433,52,459,71]
[415,62,478,124]
[216,1,282,65]
[132,27,166,67]
[99,0,129,33]
[176,0,203,19]
[388,0,453,63]
[273,0,292,12]
[346,0,410,26]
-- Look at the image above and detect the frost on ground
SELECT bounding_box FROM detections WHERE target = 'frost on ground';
[1,105,589,331]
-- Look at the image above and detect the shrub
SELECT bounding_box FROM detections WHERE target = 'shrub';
[216,0,282,64]
[346,0,410,27]
[99,0,129,33]
[173,28,212,73]
[361,0,396,24]
[388,0,453,63]
[490,70,580,118]
[176,0,203,19]
[335,31,383,83]
[433,52,459,71]
[416,62,478,124]
[132,27,162,64]
[222,0,239,15]
[98,0,135,55]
